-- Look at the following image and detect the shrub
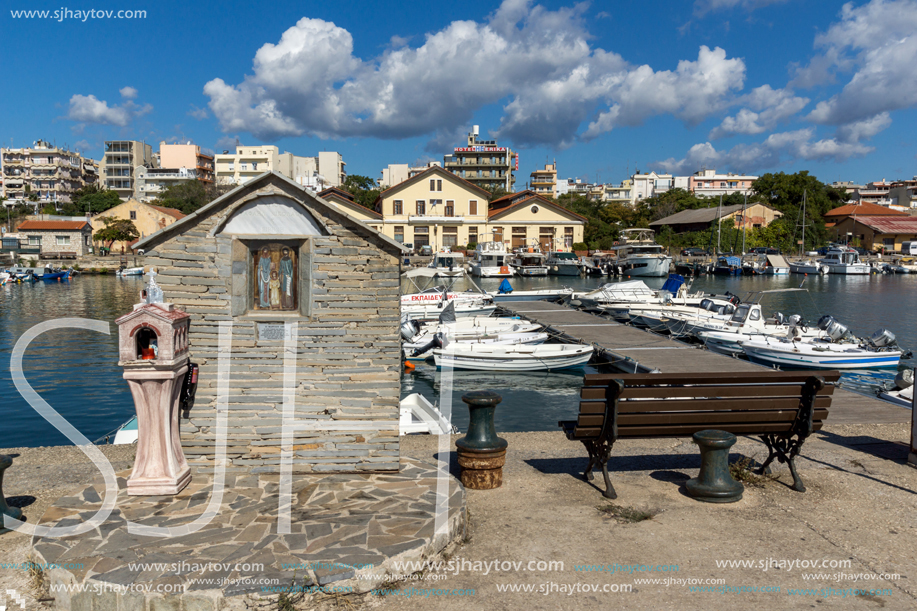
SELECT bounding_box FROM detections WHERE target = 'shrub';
[466,243,478,251]
[572,242,589,252]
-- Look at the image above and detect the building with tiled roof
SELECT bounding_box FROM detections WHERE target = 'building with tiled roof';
[318,187,383,230]
[830,215,917,253]
[824,201,908,220]
[90,200,186,253]
[16,220,93,258]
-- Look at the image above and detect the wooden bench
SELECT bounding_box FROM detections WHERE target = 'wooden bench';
[559,370,841,498]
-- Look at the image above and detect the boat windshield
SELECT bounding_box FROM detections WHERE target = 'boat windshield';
[730,305,750,323]
[629,246,664,255]
[553,252,578,261]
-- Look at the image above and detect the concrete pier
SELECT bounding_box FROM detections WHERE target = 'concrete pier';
[497,300,910,425]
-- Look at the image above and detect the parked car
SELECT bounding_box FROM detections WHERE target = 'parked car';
[765,248,781,255]
[680,247,707,257]
[418,245,433,257]
[749,247,769,254]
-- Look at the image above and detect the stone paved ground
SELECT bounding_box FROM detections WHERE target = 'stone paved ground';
[2,423,916,611]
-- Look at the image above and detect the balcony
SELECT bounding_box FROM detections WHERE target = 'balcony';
[408,215,464,224]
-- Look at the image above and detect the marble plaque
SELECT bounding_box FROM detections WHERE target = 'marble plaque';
[257,323,291,341]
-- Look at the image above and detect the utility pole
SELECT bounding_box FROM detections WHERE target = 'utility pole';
[742,193,747,254]
[717,194,723,253]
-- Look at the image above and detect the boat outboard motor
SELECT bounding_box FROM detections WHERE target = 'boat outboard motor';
[699,298,716,311]
[401,319,421,341]
[894,368,914,390]
[867,328,897,348]
[657,290,673,305]
[824,319,850,341]
[410,332,445,357]
[787,314,803,327]
[817,314,836,331]
[773,312,785,325]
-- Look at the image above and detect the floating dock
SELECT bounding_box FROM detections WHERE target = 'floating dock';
[497,300,910,425]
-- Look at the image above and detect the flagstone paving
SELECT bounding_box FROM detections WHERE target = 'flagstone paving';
[30,458,465,610]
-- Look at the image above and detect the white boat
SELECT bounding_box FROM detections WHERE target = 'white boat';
[433,343,594,372]
[405,332,549,361]
[488,287,576,302]
[573,275,693,313]
[742,337,903,369]
[606,229,673,277]
[117,266,145,277]
[697,326,825,356]
[509,246,548,276]
[626,298,737,333]
[400,393,457,435]
[113,416,139,444]
[878,385,913,408]
[401,287,493,307]
[401,316,540,342]
[427,249,465,277]
[819,246,869,275]
[469,242,513,277]
[401,300,497,321]
[789,259,826,274]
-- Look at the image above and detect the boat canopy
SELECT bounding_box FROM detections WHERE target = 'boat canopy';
[766,254,790,268]
[660,274,685,294]
[720,256,742,267]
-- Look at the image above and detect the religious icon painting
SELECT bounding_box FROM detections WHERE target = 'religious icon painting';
[252,243,297,310]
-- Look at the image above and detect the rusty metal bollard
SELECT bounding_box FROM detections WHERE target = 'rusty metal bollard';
[455,391,508,490]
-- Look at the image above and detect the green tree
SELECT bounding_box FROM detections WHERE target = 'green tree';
[485,184,509,201]
[93,217,140,249]
[154,180,209,215]
[341,175,381,210]
[62,184,122,215]
[751,171,846,251]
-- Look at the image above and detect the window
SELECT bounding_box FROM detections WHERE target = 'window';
[414,226,430,247]
[883,237,895,246]
[241,164,248,171]
[437,179,442,191]
[430,179,436,191]
[252,162,258,170]
[468,226,478,244]
[416,201,426,215]
[469,200,478,215]
[511,226,527,248]
[56,235,70,245]
[445,201,454,216]
[130,210,137,220]
[393,200,403,215]
[28,236,40,246]
[394,226,404,243]
[443,227,458,247]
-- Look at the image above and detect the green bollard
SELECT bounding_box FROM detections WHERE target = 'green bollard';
[456,391,508,490]
[0,455,23,525]
[685,430,744,503]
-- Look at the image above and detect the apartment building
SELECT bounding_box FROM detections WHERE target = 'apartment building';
[855,180,894,207]
[888,177,917,210]
[215,145,346,188]
[99,140,156,201]
[132,142,215,201]
[602,180,634,206]
[443,126,518,192]
[379,161,442,188]
[1,140,99,205]
[528,163,557,199]
[687,169,757,198]
[632,171,674,201]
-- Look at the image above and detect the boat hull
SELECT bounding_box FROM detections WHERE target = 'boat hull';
[620,257,673,277]
[742,341,901,369]
[547,264,581,276]
[433,345,593,371]
[822,264,870,275]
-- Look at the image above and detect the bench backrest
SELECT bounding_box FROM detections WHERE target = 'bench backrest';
[575,371,840,440]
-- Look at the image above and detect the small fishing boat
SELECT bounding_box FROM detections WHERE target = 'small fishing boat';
[117,266,145,276]
[433,343,594,372]
[401,316,539,342]
[712,256,743,275]
[819,246,869,275]
[789,259,826,274]
[401,300,496,321]
[742,324,906,370]
[405,331,549,361]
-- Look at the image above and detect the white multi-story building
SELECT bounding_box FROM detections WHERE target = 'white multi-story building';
[1,140,99,206]
[632,171,674,201]
[855,180,894,207]
[687,169,757,198]
[380,161,442,188]
[602,180,634,206]
[215,145,346,187]
[100,140,156,201]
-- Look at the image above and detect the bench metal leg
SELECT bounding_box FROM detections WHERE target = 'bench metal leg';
[582,439,617,498]
[758,434,806,492]
[600,461,617,499]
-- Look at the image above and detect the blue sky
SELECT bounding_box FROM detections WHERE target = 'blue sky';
[3,0,916,186]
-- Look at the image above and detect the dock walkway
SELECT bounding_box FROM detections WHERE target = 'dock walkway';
[498,300,909,425]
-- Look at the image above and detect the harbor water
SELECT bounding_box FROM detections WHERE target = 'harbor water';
[0,272,913,448]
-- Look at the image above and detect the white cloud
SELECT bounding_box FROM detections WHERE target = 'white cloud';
[119,86,138,99]
[693,0,787,17]
[66,94,152,127]
[74,139,91,151]
[204,0,745,148]
[708,85,809,138]
[187,105,209,120]
[655,128,873,175]
[215,135,240,152]
[795,0,917,125]
[835,112,892,143]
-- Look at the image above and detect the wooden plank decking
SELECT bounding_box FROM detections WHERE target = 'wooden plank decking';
[498,300,910,425]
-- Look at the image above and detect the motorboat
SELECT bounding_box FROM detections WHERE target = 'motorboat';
[401,316,541,342]
[401,300,496,321]
[819,246,869,275]
[427,249,465,277]
[712,256,743,275]
[742,323,907,369]
[580,256,605,276]
[546,251,582,276]
[758,254,790,275]
[571,275,689,312]
[488,287,576,302]
[877,369,914,407]
[606,229,673,277]
[399,393,458,435]
[433,342,594,372]
[509,246,548,276]
[789,259,826,275]
[626,297,737,333]
[405,331,549,361]
[117,266,145,276]
[469,242,513,277]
